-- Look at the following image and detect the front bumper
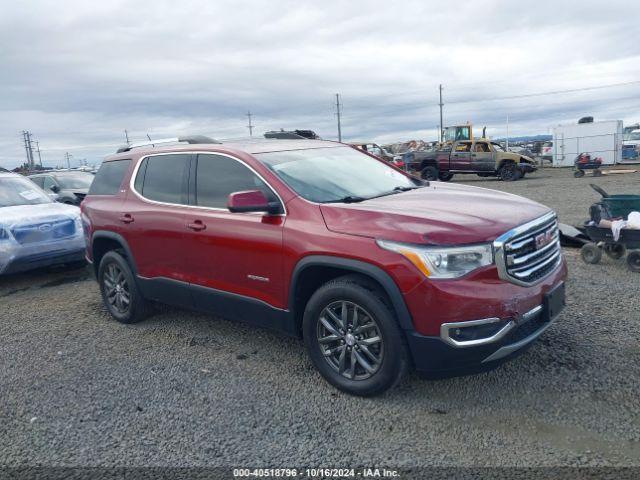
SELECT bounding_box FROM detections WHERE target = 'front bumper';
[520,163,537,173]
[405,279,565,378]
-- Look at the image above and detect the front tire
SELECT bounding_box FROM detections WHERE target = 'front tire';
[627,251,640,273]
[438,172,454,182]
[499,162,521,181]
[302,276,409,396]
[98,251,150,324]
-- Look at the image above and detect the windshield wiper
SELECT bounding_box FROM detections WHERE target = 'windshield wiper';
[367,185,421,200]
[324,195,367,204]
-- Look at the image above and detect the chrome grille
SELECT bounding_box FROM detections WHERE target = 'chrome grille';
[494,212,562,286]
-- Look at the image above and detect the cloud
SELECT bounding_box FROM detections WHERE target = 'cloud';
[1,0,639,168]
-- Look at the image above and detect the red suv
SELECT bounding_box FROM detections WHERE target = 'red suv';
[82,136,567,396]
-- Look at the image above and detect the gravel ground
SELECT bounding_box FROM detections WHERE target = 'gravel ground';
[1,167,639,469]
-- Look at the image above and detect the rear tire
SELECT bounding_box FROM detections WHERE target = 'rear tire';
[627,252,640,273]
[580,243,602,264]
[98,251,151,324]
[302,275,409,396]
[420,165,439,181]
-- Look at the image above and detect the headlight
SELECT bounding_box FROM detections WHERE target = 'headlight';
[377,240,494,279]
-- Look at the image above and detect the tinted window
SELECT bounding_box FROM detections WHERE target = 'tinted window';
[139,154,189,204]
[196,154,278,209]
[89,160,131,195]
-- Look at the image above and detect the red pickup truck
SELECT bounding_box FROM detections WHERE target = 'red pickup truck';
[406,139,538,182]
[82,137,566,396]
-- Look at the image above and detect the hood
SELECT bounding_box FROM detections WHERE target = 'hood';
[319,183,551,245]
[0,202,80,228]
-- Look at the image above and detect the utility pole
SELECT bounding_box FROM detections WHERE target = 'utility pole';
[506,115,510,151]
[124,130,131,146]
[438,84,444,143]
[335,93,342,142]
[246,111,254,137]
[22,131,35,171]
[34,140,43,167]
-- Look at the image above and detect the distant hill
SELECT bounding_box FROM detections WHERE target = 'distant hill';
[494,135,552,143]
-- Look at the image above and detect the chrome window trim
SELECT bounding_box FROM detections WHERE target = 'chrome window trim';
[493,211,561,287]
[128,151,287,216]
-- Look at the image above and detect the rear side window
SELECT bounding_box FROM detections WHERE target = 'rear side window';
[136,154,189,204]
[195,154,279,209]
[89,160,131,195]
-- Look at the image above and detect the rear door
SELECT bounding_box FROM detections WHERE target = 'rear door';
[450,141,472,170]
[471,141,495,172]
[183,153,286,314]
[122,153,192,307]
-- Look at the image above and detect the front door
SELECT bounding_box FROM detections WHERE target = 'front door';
[450,141,472,170]
[183,153,286,319]
[471,141,495,172]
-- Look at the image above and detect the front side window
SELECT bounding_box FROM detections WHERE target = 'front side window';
[474,142,490,152]
[90,159,131,195]
[0,176,52,207]
[136,154,189,204]
[491,143,506,152]
[195,154,279,210]
[256,146,418,204]
[30,176,45,188]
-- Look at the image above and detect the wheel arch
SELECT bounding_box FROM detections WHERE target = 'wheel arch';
[289,256,414,336]
[91,231,138,278]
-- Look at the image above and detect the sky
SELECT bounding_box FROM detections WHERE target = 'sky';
[1,0,639,169]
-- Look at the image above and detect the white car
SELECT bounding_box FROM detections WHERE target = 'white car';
[0,172,86,274]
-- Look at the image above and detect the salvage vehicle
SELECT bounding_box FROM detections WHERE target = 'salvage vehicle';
[82,136,566,396]
[0,171,86,274]
[29,171,94,205]
[406,139,537,182]
[349,142,404,167]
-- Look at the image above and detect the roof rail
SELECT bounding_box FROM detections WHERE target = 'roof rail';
[116,135,221,153]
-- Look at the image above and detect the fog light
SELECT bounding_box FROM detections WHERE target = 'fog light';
[441,318,513,348]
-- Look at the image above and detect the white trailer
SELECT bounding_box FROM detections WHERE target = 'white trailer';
[552,120,623,167]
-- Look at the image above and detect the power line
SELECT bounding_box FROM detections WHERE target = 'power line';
[446,80,640,106]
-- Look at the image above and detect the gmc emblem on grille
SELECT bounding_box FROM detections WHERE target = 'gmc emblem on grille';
[38,224,52,232]
[535,230,554,250]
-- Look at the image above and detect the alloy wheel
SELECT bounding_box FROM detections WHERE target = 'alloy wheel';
[316,301,384,380]
[103,263,131,315]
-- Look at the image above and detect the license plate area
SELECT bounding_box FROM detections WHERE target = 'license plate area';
[544,282,565,321]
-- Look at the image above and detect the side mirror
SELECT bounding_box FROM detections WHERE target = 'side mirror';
[227,190,280,214]
[50,184,60,193]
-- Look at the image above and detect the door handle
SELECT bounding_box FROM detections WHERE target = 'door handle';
[187,220,206,231]
[119,214,134,224]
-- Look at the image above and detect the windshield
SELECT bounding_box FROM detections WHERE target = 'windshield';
[0,176,52,207]
[627,132,640,141]
[57,174,93,189]
[256,146,418,203]
[491,142,506,152]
